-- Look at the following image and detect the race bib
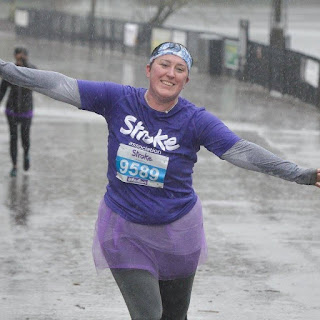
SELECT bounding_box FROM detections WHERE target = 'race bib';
[116,144,169,188]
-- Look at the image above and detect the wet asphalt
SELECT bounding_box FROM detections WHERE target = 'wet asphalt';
[0,28,320,320]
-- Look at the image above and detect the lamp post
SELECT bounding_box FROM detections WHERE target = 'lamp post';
[9,0,16,22]
[91,0,97,18]
[270,0,287,49]
[89,0,97,42]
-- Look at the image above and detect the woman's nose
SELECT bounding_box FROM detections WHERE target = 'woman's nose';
[166,67,175,77]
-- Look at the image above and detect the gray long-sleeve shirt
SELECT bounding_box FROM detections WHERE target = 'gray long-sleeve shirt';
[0,58,317,185]
[0,59,81,108]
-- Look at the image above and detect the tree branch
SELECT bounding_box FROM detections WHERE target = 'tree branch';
[147,0,194,27]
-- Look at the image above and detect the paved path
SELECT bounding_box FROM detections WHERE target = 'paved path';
[0,30,320,320]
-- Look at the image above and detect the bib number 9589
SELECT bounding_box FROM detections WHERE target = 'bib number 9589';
[119,159,159,181]
[115,144,169,188]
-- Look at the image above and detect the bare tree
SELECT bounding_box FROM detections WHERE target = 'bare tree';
[139,0,242,28]
[51,0,65,11]
[141,0,194,27]
[136,0,196,44]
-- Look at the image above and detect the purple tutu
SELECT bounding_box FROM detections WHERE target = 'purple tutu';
[92,197,208,280]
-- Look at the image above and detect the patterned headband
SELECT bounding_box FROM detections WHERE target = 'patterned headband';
[149,42,193,72]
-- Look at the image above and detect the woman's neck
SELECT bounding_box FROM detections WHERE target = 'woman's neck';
[144,90,178,113]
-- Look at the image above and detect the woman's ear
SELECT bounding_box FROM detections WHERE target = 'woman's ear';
[146,64,151,78]
[184,76,190,87]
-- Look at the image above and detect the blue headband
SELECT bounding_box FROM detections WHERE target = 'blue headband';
[149,42,193,72]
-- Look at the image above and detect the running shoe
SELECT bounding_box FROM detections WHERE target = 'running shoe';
[24,155,30,171]
[10,167,17,177]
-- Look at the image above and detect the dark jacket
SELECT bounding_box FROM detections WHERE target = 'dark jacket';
[0,62,36,115]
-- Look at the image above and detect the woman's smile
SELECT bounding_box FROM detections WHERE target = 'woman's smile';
[161,80,174,87]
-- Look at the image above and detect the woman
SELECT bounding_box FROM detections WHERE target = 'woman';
[0,42,319,320]
[0,47,36,177]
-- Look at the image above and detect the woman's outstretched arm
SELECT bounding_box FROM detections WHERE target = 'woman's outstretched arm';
[221,139,319,186]
[0,59,81,108]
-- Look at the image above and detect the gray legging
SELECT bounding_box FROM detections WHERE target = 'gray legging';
[7,115,32,166]
[111,269,194,320]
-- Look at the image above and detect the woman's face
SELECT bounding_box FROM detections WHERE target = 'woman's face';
[146,54,189,103]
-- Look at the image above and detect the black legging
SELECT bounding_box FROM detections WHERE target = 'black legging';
[6,115,32,166]
[111,269,194,320]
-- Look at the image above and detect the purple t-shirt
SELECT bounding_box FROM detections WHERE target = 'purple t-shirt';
[77,80,240,225]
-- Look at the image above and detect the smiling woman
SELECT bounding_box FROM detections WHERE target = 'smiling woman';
[0,42,319,320]
[145,42,192,113]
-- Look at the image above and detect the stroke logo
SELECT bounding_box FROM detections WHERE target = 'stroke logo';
[120,115,180,151]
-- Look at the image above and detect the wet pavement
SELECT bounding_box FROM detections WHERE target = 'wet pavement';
[1,29,320,320]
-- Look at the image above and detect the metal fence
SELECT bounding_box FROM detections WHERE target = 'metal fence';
[16,9,127,52]
[14,8,231,68]
[14,7,320,108]
[246,42,320,107]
